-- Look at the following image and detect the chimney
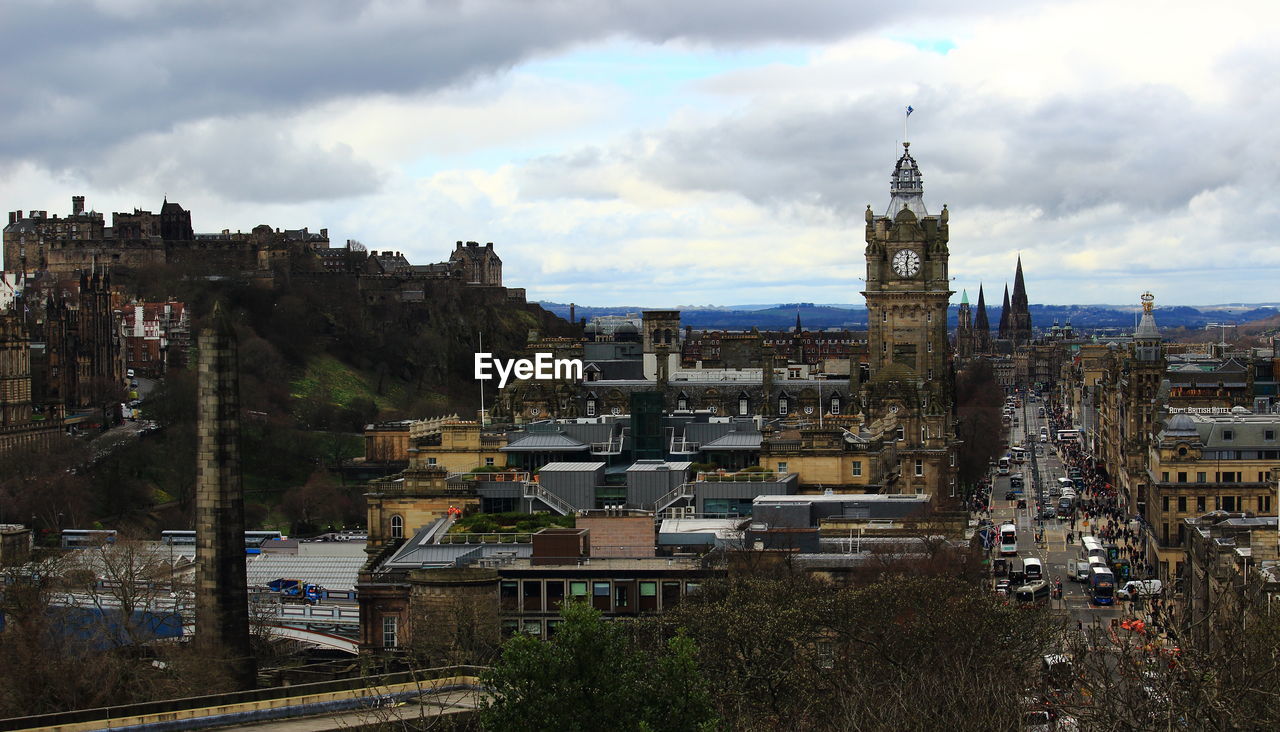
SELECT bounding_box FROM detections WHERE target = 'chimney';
[7,211,15,225]
[72,196,85,215]
[456,241,463,249]
[570,302,576,323]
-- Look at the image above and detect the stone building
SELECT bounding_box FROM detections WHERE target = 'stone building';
[121,299,189,378]
[448,241,502,286]
[1145,411,1280,584]
[1180,513,1279,654]
[0,310,62,453]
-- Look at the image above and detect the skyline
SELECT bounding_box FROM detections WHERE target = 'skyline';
[3,1,1278,306]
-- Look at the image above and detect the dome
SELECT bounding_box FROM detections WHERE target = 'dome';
[584,322,598,334]
[1161,413,1199,438]
[615,322,638,334]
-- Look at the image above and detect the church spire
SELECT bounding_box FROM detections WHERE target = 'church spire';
[998,285,1011,339]
[1012,255,1028,309]
[886,142,927,219]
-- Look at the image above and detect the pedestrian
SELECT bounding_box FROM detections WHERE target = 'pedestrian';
[1077,619,1083,631]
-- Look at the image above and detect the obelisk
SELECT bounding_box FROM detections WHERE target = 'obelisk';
[194,301,255,688]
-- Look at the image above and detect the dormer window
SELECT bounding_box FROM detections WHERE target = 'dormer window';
[779,397,789,416]
[586,399,596,417]
[830,397,841,415]
[738,397,749,416]
[677,396,688,410]
[1223,429,1234,441]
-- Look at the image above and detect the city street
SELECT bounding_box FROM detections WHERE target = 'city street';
[986,393,1124,632]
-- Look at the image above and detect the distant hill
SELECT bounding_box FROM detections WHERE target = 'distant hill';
[538,301,1280,332]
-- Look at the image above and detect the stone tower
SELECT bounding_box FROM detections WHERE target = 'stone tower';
[1009,256,1033,345]
[973,284,992,354]
[862,142,958,497]
[194,301,255,689]
[998,284,1011,341]
[955,289,973,359]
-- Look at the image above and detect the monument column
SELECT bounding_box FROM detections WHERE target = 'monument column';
[194,302,255,689]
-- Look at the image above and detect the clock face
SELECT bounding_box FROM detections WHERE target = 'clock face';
[892,249,921,277]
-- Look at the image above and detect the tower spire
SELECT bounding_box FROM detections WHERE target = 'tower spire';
[886,142,927,218]
[998,285,1011,340]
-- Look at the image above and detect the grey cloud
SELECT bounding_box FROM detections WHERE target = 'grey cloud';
[0,0,1031,168]
[519,82,1265,224]
[85,117,383,203]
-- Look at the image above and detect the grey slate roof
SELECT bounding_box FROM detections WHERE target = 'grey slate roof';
[701,432,764,450]
[245,553,366,591]
[501,433,590,452]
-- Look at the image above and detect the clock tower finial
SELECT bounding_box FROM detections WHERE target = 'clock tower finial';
[886,142,927,219]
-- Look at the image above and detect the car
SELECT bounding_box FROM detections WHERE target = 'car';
[1005,490,1018,500]
[995,579,1012,596]
[1041,507,1056,519]
[1016,498,1027,509]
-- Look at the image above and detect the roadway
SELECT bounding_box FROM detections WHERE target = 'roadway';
[988,393,1123,632]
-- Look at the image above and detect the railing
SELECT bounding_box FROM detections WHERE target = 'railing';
[522,482,577,516]
[695,470,779,482]
[451,471,531,482]
[438,532,534,544]
[669,437,700,453]
[590,440,624,454]
[651,482,696,514]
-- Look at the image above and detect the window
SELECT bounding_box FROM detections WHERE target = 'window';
[927,342,933,353]
[882,310,887,322]
[586,399,596,417]
[382,616,398,648]
[662,581,681,608]
[592,581,611,611]
[390,515,404,539]
[501,619,520,637]
[500,581,519,611]
[570,581,588,599]
[1177,472,1187,483]
[1197,496,1205,512]
[928,369,933,380]
[914,459,924,477]
[685,582,701,595]
[614,584,630,608]
[1177,496,1186,512]
[427,457,437,466]
[523,581,542,612]
[738,398,748,416]
[1263,495,1273,513]
[677,397,687,410]
[896,426,905,441]
[1223,496,1237,511]
[831,398,840,415]
[852,461,862,477]
[1223,429,1234,441]
[1162,496,1169,512]
[639,581,658,612]
[1266,430,1276,441]
[1197,471,1206,483]
[1161,472,1169,482]
[779,398,788,416]
[523,620,542,637]
[485,457,495,466]
[546,581,564,609]
[1162,523,1169,545]
[776,462,788,474]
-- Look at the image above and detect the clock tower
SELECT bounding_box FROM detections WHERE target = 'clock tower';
[861,142,958,497]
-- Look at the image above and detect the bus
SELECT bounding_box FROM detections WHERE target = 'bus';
[1080,537,1107,565]
[61,529,118,549]
[1056,429,1080,443]
[1023,557,1044,582]
[160,530,283,548]
[1010,447,1026,463]
[997,457,1011,476]
[1089,566,1116,605]
[999,523,1018,556]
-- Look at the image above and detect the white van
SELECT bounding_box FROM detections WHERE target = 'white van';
[1116,579,1163,600]
[1071,560,1091,582]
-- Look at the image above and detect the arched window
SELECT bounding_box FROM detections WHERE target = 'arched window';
[390,515,404,539]
[830,397,841,415]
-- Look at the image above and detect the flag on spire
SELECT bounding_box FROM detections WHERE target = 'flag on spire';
[906,105,914,117]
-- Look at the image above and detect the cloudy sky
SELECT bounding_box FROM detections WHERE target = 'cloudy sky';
[3,0,1277,307]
